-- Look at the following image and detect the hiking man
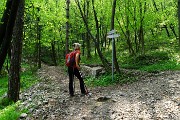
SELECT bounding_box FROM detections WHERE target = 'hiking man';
[67,43,86,97]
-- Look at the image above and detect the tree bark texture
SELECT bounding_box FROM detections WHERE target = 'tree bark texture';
[125,0,134,55]
[65,0,70,54]
[85,0,91,59]
[178,0,180,52]
[36,7,41,69]
[8,0,24,102]
[0,0,21,72]
[110,0,120,74]
[75,0,111,72]
[51,40,57,66]
[0,0,13,46]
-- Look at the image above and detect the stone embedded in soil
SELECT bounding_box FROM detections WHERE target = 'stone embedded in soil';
[20,113,27,119]
[96,96,111,102]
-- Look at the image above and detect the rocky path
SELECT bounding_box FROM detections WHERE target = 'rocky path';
[19,64,180,120]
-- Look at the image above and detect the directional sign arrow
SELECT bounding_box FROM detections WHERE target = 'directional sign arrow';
[107,34,120,38]
[107,30,116,35]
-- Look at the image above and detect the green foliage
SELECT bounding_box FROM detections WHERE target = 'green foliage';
[81,54,102,65]
[121,51,180,72]
[139,60,180,72]
[0,98,14,110]
[0,63,38,119]
[0,77,8,97]
[0,63,39,106]
[0,0,6,19]
[85,73,137,87]
[0,102,23,120]
[20,63,39,91]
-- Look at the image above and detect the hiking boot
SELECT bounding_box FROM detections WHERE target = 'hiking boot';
[70,94,74,97]
[80,93,86,97]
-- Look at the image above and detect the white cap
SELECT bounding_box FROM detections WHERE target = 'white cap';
[73,43,81,50]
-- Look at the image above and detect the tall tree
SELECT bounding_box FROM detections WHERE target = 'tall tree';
[0,0,21,72]
[0,0,13,46]
[110,0,120,73]
[179,0,180,52]
[65,0,70,54]
[8,0,24,102]
[75,0,111,72]
[84,0,91,59]
[36,7,41,69]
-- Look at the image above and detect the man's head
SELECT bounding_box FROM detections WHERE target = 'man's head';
[73,43,81,50]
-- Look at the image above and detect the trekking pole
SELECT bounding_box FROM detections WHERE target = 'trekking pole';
[73,68,75,95]
[79,70,92,97]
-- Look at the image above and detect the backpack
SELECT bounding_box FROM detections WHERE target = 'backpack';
[65,51,76,67]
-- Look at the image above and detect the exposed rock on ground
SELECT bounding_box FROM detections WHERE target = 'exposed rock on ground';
[19,64,180,120]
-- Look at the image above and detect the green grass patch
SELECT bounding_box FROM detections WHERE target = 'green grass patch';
[0,63,38,119]
[0,63,39,109]
[20,70,38,91]
[0,64,38,97]
[139,60,180,72]
[121,51,180,72]
[85,73,137,87]
[0,101,27,120]
[0,77,8,97]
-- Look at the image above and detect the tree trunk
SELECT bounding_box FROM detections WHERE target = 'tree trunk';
[152,0,158,11]
[139,1,146,55]
[65,0,70,54]
[37,7,41,69]
[85,0,91,59]
[110,0,120,74]
[170,24,177,38]
[92,0,110,71]
[134,5,138,53]
[0,0,21,72]
[163,25,170,37]
[51,40,57,66]
[8,0,24,102]
[125,0,134,55]
[75,0,110,72]
[178,0,180,52]
[0,0,13,46]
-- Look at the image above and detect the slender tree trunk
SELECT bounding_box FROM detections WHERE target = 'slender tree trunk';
[51,40,57,66]
[86,33,91,58]
[8,0,24,102]
[163,25,170,37]
[85,0,91,59]
[134,5,138,53]
[125,0,134,55]
[139,1,146,55]
[152,0,158,11]
[170,24,177,38]
[0,0,21,72]
[110,0,120,73]
[65,0,70,54]
[75,0,110,72]
[82,33,85,56]
[37,7,41,69]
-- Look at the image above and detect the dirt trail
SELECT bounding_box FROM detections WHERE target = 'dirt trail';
[19,64,180,120]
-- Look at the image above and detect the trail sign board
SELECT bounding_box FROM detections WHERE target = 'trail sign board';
[107,29,120,81]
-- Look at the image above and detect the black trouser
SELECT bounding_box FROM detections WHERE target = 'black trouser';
[68,67,86,95]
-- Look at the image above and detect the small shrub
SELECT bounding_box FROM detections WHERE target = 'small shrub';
[0,102,22,120]
[0,98,14,110]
